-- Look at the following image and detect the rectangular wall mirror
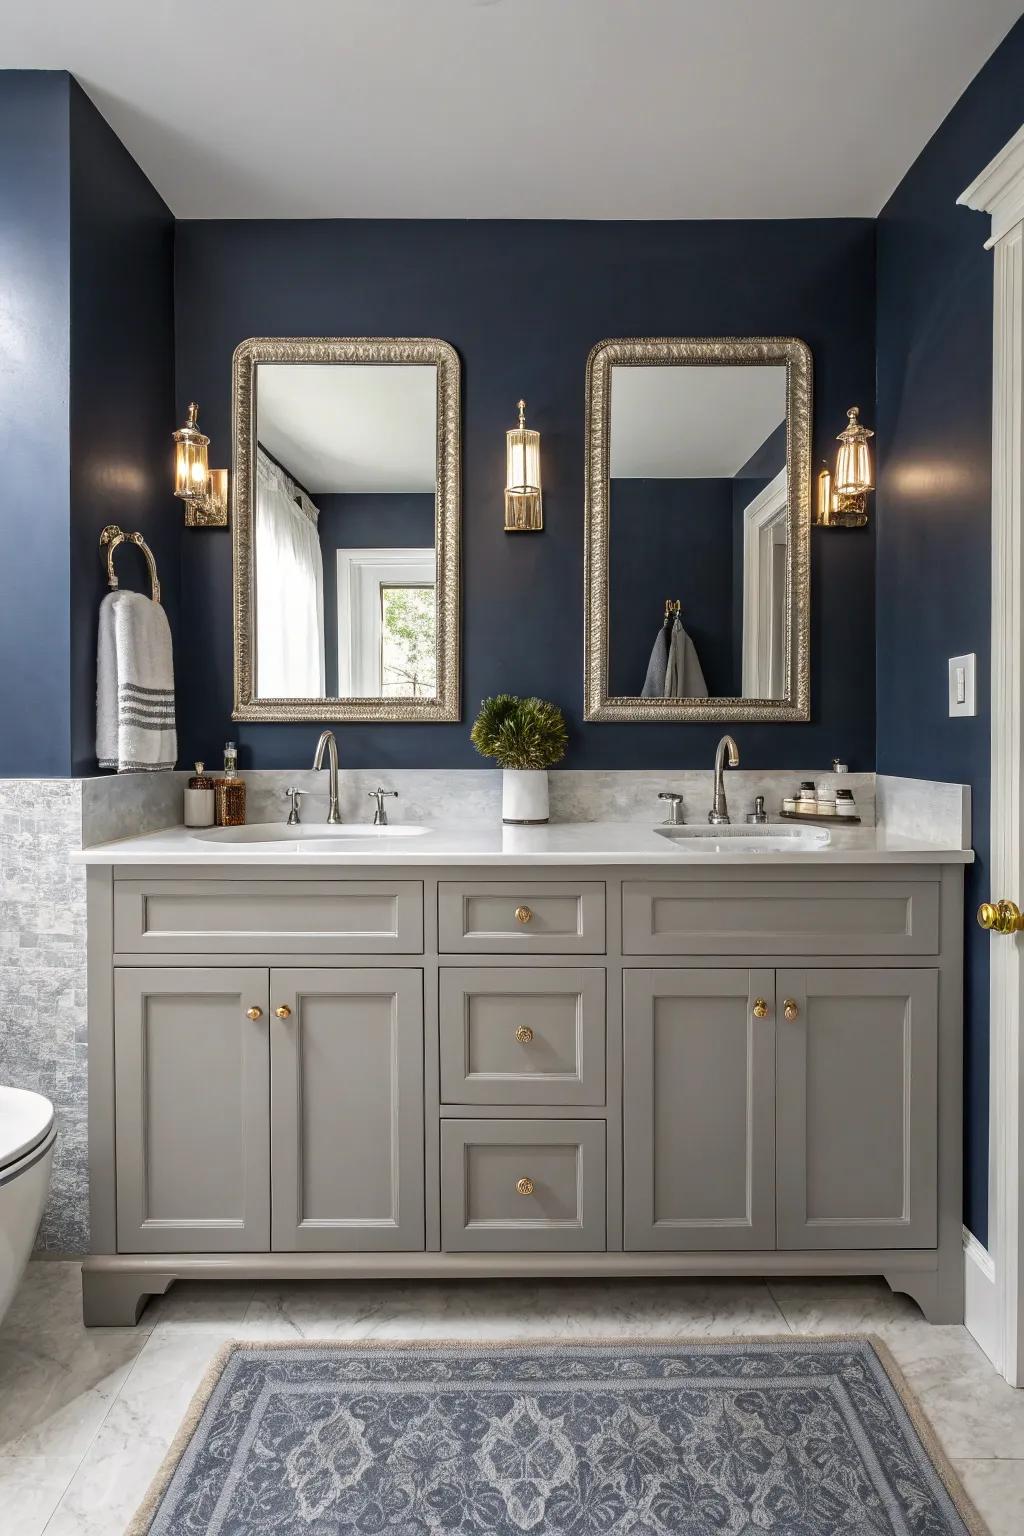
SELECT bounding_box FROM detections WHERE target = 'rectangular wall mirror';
[584,337,811,722]
[232,337,461,722]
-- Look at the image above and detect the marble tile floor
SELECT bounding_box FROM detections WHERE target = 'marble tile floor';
[0,1262,1022,1534]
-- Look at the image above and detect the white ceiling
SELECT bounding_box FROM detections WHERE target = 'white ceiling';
[611,366,787,478]
[4,1,1022,219]
[257,365,436,492]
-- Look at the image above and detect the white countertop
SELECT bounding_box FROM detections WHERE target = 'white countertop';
[72,820,974,867]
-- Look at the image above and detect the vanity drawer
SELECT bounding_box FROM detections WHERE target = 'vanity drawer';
[438,882,605,954]
[621,879,940,956]
[440,1119,606,1251]
[439,968,606,1105]
[113,879,424,954]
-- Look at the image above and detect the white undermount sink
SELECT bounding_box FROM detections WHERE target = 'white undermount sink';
[654,822,831,854]
[190,822,431,845]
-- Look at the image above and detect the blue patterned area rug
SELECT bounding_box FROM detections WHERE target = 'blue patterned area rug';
[128,1338,986,1535]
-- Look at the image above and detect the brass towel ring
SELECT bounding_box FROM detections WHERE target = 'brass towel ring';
[100,524,161,605]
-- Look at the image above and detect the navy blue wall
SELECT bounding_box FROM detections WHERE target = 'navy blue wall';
[608,479,736,697]
[0,73,71,776]
[68,81,175,775]
[875,15,1024,1243]
[174,218,876,769]
[0,71,174,777]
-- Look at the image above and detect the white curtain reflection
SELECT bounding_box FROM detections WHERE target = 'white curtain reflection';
[255,449,325,697]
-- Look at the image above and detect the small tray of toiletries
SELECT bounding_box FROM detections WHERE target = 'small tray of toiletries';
[778,809,861,826]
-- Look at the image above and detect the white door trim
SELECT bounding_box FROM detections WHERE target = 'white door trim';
[741,468,788,697]
[960,123,1024,1385]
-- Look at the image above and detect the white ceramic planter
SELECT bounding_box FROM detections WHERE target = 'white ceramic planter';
[502,769,549,825]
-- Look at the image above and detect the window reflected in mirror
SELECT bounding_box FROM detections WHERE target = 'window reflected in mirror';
[253,363,437,701]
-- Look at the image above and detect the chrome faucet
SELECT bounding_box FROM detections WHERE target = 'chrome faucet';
[709,734,740,825]
[369,787,399,826]
[312,730,342,824]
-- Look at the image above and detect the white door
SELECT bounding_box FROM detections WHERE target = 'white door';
[961,125,1024,1387]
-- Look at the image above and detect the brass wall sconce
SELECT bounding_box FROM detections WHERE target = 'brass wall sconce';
[173,402,228,527]
[504,399,542,531]
[816,405,874,527]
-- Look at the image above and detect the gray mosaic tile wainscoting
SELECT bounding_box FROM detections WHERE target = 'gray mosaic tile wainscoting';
[0,773,186,1253]
[0,779,88,1252]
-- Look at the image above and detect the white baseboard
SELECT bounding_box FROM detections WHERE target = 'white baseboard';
[963,1226,1000,1369]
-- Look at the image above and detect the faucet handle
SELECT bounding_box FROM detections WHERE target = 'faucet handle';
[283,787,303,826]
[369,787,399,826]
[658,791,685,826]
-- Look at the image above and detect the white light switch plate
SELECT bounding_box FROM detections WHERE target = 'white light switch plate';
[948,653,977,717]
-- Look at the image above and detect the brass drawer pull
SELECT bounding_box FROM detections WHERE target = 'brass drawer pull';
[783,998,800,1021]
[275,1005,292,1020]
[246,1006,263,1021]
[515,1025,534,1044]
[752,998,768,1018]
[516,1177,535,1196]
[515,905,533,925]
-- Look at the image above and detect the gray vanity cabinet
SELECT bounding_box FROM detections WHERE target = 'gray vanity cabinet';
[270,969,424,1251]
[776,969,938,1249]
[85,863,965,1329]
[113,967,271,1253]
[622,970,777,1249]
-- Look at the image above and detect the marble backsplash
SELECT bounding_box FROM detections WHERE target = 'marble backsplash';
[237,767,878,830]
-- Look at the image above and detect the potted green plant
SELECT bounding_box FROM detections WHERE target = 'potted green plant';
[470,694,568,824]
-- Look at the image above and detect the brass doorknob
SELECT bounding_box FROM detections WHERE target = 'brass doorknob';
[783,999,800,1021]
[275,1005,292,1019]
[516,1177,535,1196]
[752,998,769,1018]
[515,1025,534,1044]
[978,899,1024,935]
[246,1006,263,1021]
[515,905,533,925]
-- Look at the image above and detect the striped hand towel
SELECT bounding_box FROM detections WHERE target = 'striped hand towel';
[96,591,177,771]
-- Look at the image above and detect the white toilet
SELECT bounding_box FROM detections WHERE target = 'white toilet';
[0,1087,56,1326]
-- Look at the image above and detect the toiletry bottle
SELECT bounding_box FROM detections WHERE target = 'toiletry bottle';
[215,741,246,827]
[836,788,858,818]
[184,761,215,828]
[796,781,817,812]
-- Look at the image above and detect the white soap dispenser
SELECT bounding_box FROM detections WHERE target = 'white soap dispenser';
[183,762,215,828]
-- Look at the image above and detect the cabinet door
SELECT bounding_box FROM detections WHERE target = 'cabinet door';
[776,969,938,1249]
[623,969,775,1250]
[114,967,269,1253]
[271,969,424,1250]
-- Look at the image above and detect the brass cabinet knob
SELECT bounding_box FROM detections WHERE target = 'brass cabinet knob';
[515,1025,534,1044]
[752,998,769,1018]
[783,999,800,1022]
[246,1006,263,1021]
[978,899,1024,935]
[275,1005,292,1019]
[516,1177,535,1196]
[515,905,533,925]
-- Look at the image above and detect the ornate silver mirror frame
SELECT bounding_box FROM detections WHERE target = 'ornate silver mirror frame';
[232,336,461,723]
[583,336,812,722]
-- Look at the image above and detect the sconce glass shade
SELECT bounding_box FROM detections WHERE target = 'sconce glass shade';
[505,399,543,531]
[173,402,211,501]
[834,405,874,494]
[816,463,833,526]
